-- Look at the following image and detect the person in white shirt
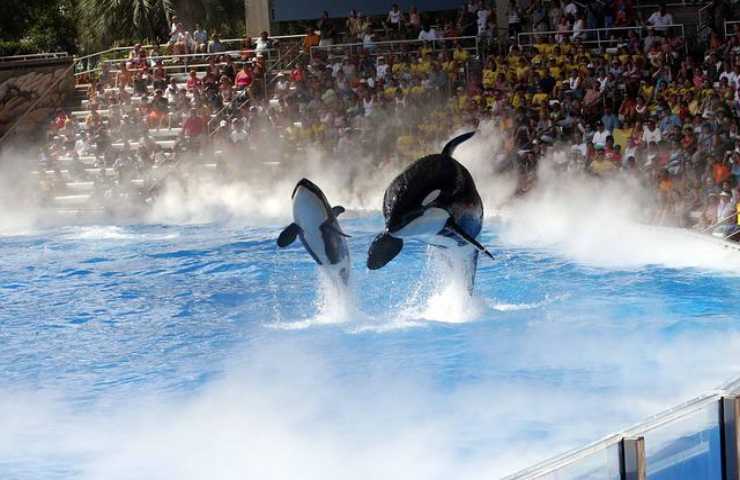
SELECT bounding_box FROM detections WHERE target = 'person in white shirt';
[571,14,585,41]
[376,57,389,81]
[592,122,611,148]
[418,24,438,41]
[642,119,662,144]
[563,1,578,18]
[477,4,492,35]
[719,64,740,89]
[254,31,272,53]
[647,6,673,33]
[387,4,403,36]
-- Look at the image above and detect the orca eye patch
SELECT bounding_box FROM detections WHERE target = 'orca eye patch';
[421,189,441,206]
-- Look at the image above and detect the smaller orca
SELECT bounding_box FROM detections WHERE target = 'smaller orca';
[277,178,351,284]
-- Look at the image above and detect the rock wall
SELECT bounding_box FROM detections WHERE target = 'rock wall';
[0,58,74,142]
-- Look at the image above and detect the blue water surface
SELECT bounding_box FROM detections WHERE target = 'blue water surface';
[1,214,739,479]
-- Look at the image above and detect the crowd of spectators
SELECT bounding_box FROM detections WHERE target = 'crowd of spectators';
[43,1,740,238]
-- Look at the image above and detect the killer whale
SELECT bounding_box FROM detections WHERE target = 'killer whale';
[367,131,493,289]
[277,178,351,284]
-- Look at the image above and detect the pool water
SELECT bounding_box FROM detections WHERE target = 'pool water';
[2,199,740,479]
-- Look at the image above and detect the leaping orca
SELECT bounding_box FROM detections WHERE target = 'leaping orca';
[277,178,351,284]
[367,131,493,290]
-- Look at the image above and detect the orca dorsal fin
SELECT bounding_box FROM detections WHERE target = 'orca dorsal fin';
[321,220,351,238]
[441,131,476,157]
[277,223,302,247]
[332,205,346,217]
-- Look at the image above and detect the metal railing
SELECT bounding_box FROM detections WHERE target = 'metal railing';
[726,20,740,38]
[73,34,306,80]
[310,35,480,59]
[0,52,69,63]
[698,2,714,28]
[700,211,739,234]
[101,49,278,74]
[634,0,714,7]
[503,374,740,479]
[517,24,686,49]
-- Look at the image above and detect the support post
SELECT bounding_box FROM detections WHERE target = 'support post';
[621,437,646,480]
[722,396,740,480]
[244,0,271,36]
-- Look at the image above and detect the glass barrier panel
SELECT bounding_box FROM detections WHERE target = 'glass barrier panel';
[644,402,722,480]
[537,444,621,480]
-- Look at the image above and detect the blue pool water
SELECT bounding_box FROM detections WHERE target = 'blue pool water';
[2,210,740,479]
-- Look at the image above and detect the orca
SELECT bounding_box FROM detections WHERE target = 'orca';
[367,131,493,290]
[277,178,351,284]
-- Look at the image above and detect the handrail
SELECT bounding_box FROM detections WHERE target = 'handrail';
[0,52,69,62]
[310,35,479,58]
[0,62,75,147]
[502,376,740,479]
[697,2,714,29]
[74,34,307,62]
[700,211,739,233]
[726,21,740,38]
[517,24,686,48]
[100,49,276,66]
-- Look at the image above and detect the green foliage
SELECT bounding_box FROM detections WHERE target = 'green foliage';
[0,0,78,54]
[0,0,246,56]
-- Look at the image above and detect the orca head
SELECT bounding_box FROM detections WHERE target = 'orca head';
[368,167,453,270]
[292,177,326,203]
[382,156,454,240]
[385,188,451,240]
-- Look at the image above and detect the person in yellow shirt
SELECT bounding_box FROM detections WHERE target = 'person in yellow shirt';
[410,78,425,96]
[482,68,496,88]
[452,44,469,63]
[531,86,549,107]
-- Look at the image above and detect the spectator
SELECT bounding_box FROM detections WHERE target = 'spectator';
[507,0,522,39]
[318,11,336,47]
[387,4,404,38]
[646,6,674,34]
[303,27,320,54]
[255,31,272,54]
[418,24,438,42]
[235,63,254,91]
[193,25,208,53]
[208,34,225,54]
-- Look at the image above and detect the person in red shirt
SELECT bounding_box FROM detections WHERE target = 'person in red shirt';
[712,157,732,185]
[235,63,254,90]
[290,64,305,83]
[186,70,201,92]
[182,108,205,138]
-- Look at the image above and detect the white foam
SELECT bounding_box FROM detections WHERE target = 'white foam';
[269,268,364,330]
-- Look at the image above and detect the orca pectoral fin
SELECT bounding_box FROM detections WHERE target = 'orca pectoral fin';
[446,220,495,260]
[321,220,351,238]
[277,223,302,247]
[332,205,346,217]
[367,233,404,270]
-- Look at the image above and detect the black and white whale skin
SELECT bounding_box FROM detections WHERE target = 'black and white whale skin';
[277,178,351,284]
[367,131,493,288]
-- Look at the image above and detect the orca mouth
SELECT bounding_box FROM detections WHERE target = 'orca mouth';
[387,209,425,235]
[291,178,322,199]
[387,206,451,239]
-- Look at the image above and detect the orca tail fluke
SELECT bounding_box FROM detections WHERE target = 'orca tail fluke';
[367,233,404,270]
[441,131,476,157]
